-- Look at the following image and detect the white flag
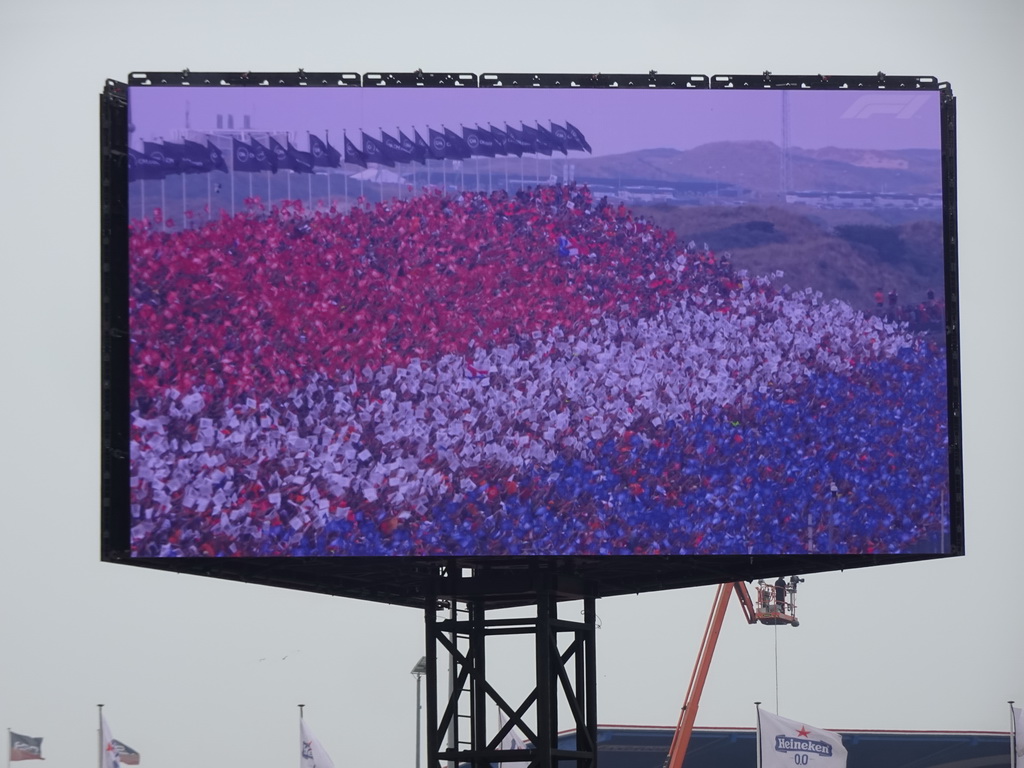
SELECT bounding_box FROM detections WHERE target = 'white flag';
[498,710,530,768]
[300,719,336,768]
[1012,705,1024,766]
[100,715,121,768]
[758,708,847,768]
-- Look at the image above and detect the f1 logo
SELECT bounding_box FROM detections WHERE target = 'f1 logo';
[841,94,930,119]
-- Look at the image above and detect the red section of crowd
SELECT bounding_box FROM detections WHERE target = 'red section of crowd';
[130,185,744,402]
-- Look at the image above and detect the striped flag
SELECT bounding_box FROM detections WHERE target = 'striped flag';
[112,740,140,765]
[9,732,44,761]
[498,710,530,768]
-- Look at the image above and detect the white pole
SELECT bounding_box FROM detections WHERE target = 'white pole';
[755,703,762,768]
[326,130,334,209]
[1011,701,1017,768]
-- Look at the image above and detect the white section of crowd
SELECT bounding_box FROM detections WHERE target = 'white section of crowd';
[130,266,915,555]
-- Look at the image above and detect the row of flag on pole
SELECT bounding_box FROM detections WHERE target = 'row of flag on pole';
[12,705,1024,766]
[8,716,139,764]
[349,121,594,167]
[128,121,592,182]
[299,705,1024,768]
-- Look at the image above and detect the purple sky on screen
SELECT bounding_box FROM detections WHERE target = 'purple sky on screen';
[128,85,941,155]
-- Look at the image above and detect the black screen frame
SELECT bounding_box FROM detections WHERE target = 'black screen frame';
[100,72,962,608]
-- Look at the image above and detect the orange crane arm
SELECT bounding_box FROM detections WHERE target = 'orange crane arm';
[664,582,758,768]
[733,581,758,625]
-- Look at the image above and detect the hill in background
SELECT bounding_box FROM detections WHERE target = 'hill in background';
[571,141,942,197]
[631,202,945,315]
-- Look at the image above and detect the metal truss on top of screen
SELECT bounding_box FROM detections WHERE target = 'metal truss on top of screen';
[124,71,946,89]
[127,70,363,87]
[712,72,943,89]
[101,73,962,610]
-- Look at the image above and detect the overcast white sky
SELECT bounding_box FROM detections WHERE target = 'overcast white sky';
[1,2,1022,768]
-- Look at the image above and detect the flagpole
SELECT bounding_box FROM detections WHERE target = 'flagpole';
[398,128,405,198]
[299,704,304,720]
[8,727,11,768]
[532,124,539,185]
[1011,701,1017,768]
[408,128,417,196]
[324,130,333,209]
[98,704,104,768]
[499,126,508,192]
[395,126,402,201]
[755,702,762,768]
[307,131,316,211]
[423,129,431,191]
[463,125,475,192]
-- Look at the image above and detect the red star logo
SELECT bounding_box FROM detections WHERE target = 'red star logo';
[797,726,810,737]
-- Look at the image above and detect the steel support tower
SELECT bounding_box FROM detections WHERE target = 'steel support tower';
[423,570,598,768]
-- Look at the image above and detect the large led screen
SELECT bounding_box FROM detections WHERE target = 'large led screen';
[117,76,959,566]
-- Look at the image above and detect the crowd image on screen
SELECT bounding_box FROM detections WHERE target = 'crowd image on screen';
[128,182,951,558]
